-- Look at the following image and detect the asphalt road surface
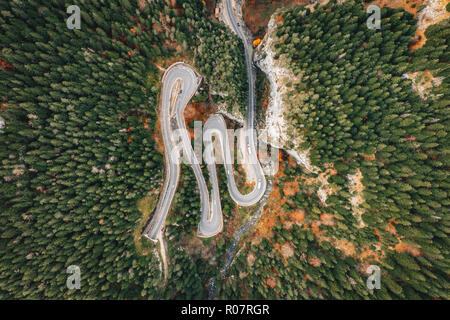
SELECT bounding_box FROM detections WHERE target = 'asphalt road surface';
[143,0,267,241]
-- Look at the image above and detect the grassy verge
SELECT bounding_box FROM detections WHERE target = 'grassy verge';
[134,194,159,255]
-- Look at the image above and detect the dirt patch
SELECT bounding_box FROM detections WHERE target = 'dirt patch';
[247,252,256,266]
[266,277,277,288]
[309,257,322,267]
[360,244,385,264]
[287,154,298,168]
[248,156,384,265]
[186,237,217,264]
[394,241,423,257]
[365,0,425,17]
[290,209,305,224]
[317,163,338,203]
[223,205,244,239]
[283,180,299,197]
[184,101,216,138]
[0,56,15,71]
[280,242,294,258]
[334,238,356,257]
[411,0,449,51]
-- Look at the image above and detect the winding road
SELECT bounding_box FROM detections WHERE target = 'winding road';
[142,0,266,242]
[142,63,202,241]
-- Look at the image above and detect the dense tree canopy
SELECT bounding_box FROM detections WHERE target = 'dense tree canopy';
[0,0,246,299]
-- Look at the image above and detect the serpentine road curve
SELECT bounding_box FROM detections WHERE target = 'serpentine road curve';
[143,0,266,241]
